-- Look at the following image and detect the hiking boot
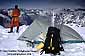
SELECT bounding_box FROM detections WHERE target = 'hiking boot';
[8,27,13,33]
[8,31,13,33]
[16,30,19,33]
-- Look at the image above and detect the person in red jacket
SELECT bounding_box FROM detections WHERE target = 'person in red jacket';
[8,5,20,33]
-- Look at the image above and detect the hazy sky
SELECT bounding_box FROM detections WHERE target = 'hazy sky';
[0,0,85,9]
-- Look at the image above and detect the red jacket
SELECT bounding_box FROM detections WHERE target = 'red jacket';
[10,8,20,27]
[12,8,20,17]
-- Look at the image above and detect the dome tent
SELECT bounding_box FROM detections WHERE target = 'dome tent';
[18,19,49,42]
[18,19,84,44]
[60,25,84,43]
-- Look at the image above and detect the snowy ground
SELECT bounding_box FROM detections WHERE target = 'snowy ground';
[0,25,29,49]
[0,25,85,56]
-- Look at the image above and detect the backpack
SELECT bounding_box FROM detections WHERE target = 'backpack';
[42,27,63,55]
